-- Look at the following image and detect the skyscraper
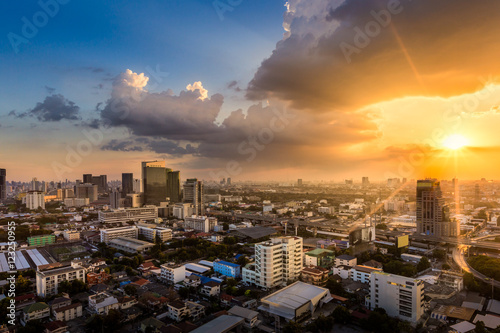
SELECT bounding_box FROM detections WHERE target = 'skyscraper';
[416,179,456,237]
[142,161,168,205]
[362,177,369,185]
[297,179,303,187]
[167,171,181,203]
[0,169,6,201]
[122,173,134,196]
[83,174,93,184]
[183,178,204,215]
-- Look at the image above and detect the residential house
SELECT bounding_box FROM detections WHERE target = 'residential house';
[200,281,221,297]
[53,302,83,321]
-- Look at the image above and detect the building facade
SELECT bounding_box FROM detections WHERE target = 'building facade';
[365,271,425,322]
[36,263,86,297]
[100,226,138,243]
[26,191,45,210]
[214,260,241,278]
[98,206,158,223]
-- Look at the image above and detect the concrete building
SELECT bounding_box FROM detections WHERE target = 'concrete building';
[126,193,144,208]
[335,254,357,267]
[122,173,134,196]
[172,203,194,219]
[0,169,6,201]
[183,178,204,215]
[137,224,172,242]
[64,197,89,207]
[36,263,86,297]
[365,271,425,322]
[259,281,333,322]
[100,226,138,244]
[75,183,98,203]
[304,248,334,267]
[26,191,45,210]
[62,230,80,241]
[108,237,154,253]
[53,303,83,321]
[228,305,260,330]
[242,236,303,288]
[22,302,50,325]
[184,215,217,233]
[27,234,55,247]
[167,170,181,203]
[88,292,119,315]
[98,206,158,223]
[301,266,329,286]
[160,264,186,284]
[142,160,168,205]
[416,179,457,237]
[213,260,241,278]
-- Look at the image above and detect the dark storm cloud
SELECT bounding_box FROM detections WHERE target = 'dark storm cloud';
[247,0,500,111]
[13,94,81,122]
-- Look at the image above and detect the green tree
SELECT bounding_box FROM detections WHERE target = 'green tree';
[124,284,137,296]
[475,321,487,333]
[417,257,431,272]
[332,305,351,324]
[283,321,302,333]
[432,248,446,260]
[326,278,347,297]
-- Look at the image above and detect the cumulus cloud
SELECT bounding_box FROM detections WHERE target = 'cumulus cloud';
[247,0,500,111]
[10,94,80,122]
[186,81,208,100]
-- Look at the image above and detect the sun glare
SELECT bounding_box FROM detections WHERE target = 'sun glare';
[443,134,469,150]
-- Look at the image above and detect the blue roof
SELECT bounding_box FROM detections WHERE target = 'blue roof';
[192,274,220,285]
[215,260,240,268]
[234,254,243,260]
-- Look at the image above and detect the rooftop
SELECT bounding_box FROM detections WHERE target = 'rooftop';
[305,248,334,257]
[336,254,356,260]
[261,281,331,311]
[228,305,258,320]
[190,315,244,333]
[24,302,49,313]
[215,260,240,268]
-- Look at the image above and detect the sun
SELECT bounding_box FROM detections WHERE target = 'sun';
[443,134,469,150]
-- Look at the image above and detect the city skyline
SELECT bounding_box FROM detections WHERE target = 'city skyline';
[2,1,500,182]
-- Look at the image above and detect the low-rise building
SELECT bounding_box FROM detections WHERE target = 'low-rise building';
[88,292,120,315]
[53,302,83,321]
[36,262,86,297]
[27,235,55,247]
[100,226,138,244]
[62,230,80,241]
[22,302,50,325]
[304,248,335,267]
[160,264,185,284]
[335,254,357,267]
[87,269,111,287]
[108,237,154,253]
[228,305,260,329]
[301,266,329,286]
[200,281,221,297]
[213,260,241,278]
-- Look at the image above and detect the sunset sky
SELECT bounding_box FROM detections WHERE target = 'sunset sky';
[2,0,500,182]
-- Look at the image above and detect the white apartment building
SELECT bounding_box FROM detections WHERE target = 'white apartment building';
[88,292,120,315]
[242,236,303,288]
[335,254,357,267]
[53,303,83,321]
[36,262,86,297]
[184,215,218,233]
[172,203,194,219]
[161,264,186,284]
[64,197,89,207]
[365,272,425,322]
[26,191,45,210]
[62,230,80,241]
[100,226,138,243]
[98,206,158,223]
[138,225,172,242]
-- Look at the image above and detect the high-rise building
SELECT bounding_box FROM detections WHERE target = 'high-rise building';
[366,271,425,322]
[416,179,456,237]
[31,177,40,191]
[167,171,181,203]
[122,173,134,196]
[133,179,141,193]
[91,175,108,193]
[242,236,303,288]
[475,183,481,202]
[83,174,93,184]
[362,177,370,186]
[183,178,204,215]
[0,169,6,201]
[297,179,303,187]
[142,161,168,205]
[76,183,98,203]
[26,191,45,210]
[227,177,231,186]
[110,190,122,209]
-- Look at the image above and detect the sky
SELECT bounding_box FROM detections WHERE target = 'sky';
[1,0,500,182]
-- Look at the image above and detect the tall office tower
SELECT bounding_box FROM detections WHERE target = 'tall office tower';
[416,179,456,237]
[366,272,424,322]
[91,175,108,193]
[0,169,6,201]
[142,161,168,205]
[83,174,93,184]
[297,179,303,187]
[76,183,99,203]
[242,236,303,288]
[133,179,141,193]
[227,177,231,186]
[26,191,45,210]
[110,190,122,209]
[122,173,134,196]
[31,177,40,191]
[184,178,204,215]
[167,171,181,203]
[362,177,370,186]
[475,183,481,202]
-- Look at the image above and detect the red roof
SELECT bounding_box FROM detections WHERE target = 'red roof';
[132,278,151,286]
[15,293,36,302]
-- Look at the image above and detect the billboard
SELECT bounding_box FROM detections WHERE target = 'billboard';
[396,235,409,248]
[349,226,375,245]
